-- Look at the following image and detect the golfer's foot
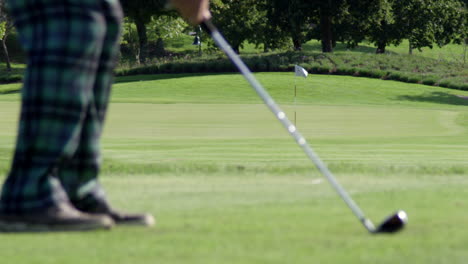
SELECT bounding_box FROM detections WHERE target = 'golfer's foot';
[0,202,114,232]
[102,209,155,227]
[77,200,155,227]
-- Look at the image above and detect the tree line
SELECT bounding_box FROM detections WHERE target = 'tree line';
[1,0,467,67]
[211,0,466,52]
[113,0,468,63]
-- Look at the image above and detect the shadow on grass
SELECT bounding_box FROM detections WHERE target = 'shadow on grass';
[114,72,240,84]
[0,63,26,87]
[395,92,468,106]
[0,89,20,95]
[0,64,26,76]
[0,73,235,92]
[302,41,400,55]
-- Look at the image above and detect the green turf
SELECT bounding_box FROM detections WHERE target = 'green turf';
[0,73,468,263]
[111,73,468,107]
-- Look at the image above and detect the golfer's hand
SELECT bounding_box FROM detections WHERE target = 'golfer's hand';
[169,0,211,25]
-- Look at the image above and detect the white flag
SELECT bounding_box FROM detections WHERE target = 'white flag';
[294,65,308,78]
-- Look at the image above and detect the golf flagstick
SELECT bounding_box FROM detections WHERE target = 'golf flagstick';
[294,75,297,126]
[293,65,308,126]
[202,19,407,234]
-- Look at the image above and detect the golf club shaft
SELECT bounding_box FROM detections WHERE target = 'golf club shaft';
[202,19,375,232]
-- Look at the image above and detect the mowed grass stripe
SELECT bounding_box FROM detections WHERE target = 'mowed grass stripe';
[103,103,466,139]
[2,101,467,140]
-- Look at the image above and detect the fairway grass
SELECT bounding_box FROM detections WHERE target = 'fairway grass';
[0,74,468,263]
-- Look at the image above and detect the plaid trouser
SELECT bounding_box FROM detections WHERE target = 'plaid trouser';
[0,0,123,213]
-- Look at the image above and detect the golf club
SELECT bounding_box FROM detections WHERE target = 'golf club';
[201,19,408,234]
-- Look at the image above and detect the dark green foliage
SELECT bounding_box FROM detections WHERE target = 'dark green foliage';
[422,75,439,86]
[407,74,423,84]
[439,79,468,90]
[336,66,356,75]
[355,68,375,78]
[264,0,318,51]
[2,33,25,63]
[211,0,267,53]
[120,0,172,64]
[0,0,15,70]
[368,0,467,54]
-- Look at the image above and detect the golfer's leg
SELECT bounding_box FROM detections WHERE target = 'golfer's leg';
[57,1,153,226]
[0,0,105,213]
[59,0,123,207]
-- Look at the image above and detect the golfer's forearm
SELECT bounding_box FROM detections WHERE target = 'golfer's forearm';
[169,0,211,25]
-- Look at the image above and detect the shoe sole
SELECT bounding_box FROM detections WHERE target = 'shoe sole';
[0,219,114,233]
[113,214,155,227]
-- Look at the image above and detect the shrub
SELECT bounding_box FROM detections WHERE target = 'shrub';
[356,68,374,77]
[407,74,422,84]
[421,75,439,86]
[369,70,387,79]
[192,62,208,73]
[309,63,331,74]
[336,66,356,75]
[438,79,468,91]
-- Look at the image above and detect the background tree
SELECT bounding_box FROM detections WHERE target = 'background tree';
[316,0,345,52]
[462,1,467,64]
[397,0,447,53]
[368,0,466,54]
[265,0,378,53]
[210,0,264,53]
[365,0,403,53]
[252,17,291,52]
[147,15,188,57]
[0,0,13,71]
[120,0,169,64]
[333,0,390,49]
[430,0,466,51]
[264,0,316,51]
[121,18,140,62]
[313,0,389,52]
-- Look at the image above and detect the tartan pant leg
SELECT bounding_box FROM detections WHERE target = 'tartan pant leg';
[58,0,123,207]
[0,0,107,213]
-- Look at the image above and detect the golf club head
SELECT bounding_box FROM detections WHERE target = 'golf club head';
[375,210,408,233]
